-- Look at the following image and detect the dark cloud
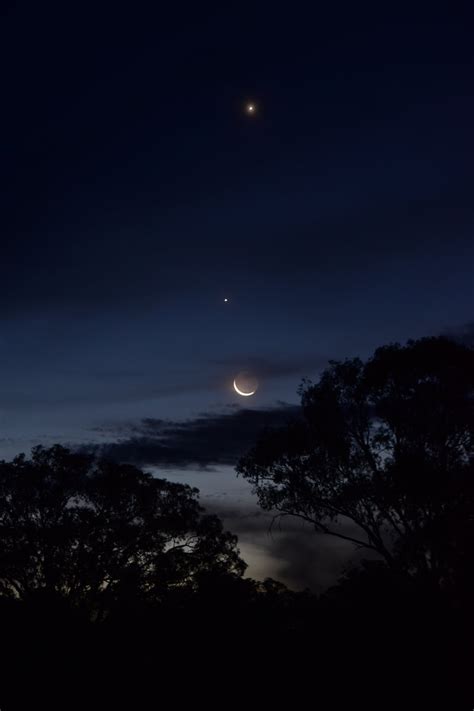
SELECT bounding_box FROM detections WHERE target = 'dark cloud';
[82,403,300,468]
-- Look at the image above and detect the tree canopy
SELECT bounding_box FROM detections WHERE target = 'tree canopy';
[237,337,474,589]
[0,445,245,614]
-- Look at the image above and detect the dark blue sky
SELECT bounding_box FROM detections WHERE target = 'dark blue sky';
[2,3,473,587]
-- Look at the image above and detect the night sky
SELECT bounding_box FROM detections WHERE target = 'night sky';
[3,4,474,589]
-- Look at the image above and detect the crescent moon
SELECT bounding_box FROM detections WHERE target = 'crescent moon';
[233,379,256,397]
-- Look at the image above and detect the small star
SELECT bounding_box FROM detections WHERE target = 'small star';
[224,298,229,302]
[246,103,256,114]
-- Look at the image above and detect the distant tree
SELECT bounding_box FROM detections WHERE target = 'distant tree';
[0,445,245,615]
[237,337,474,590]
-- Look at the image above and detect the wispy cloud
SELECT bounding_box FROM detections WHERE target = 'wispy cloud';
[209,353,329,380]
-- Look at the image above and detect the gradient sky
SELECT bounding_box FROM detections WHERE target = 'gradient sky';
[2,4,474,589]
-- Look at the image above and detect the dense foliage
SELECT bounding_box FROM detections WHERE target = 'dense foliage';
[238,337,474,591]
[0,445,244,615]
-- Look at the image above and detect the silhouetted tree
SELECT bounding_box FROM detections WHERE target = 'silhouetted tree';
[0,445,245,616]
[238,337,474,591]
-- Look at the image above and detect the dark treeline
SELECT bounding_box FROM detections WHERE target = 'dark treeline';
[0,337,473,709]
